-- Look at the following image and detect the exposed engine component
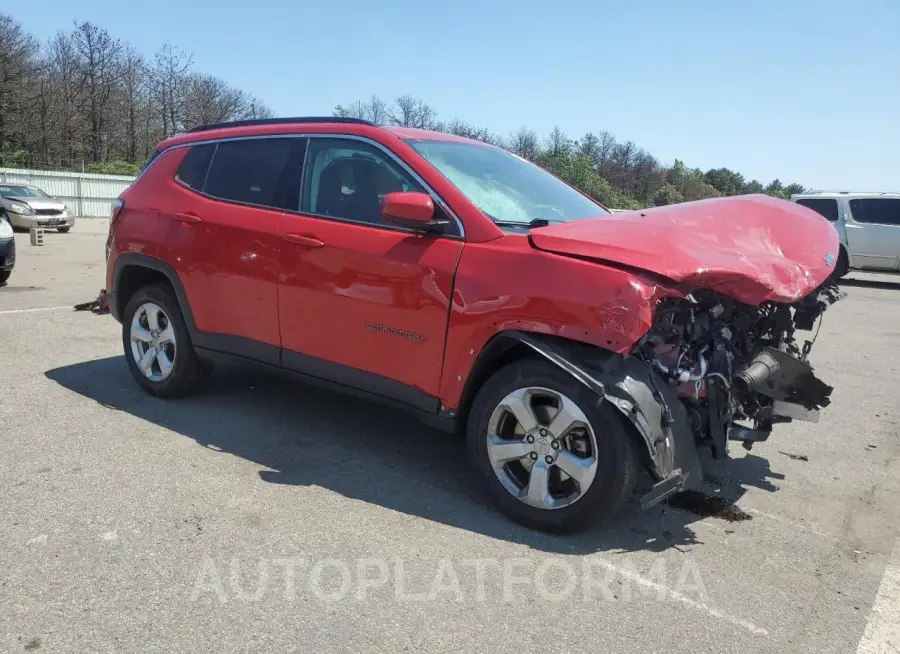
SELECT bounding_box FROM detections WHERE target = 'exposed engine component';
[633,280,845,457]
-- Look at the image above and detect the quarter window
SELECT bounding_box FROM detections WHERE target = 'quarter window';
[301,138,423,227]
[174,144,215,191]
[849,198,900,226]
[203,138,294,208]
[795,198,839,222]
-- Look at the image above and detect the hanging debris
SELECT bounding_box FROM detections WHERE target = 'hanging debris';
[74,289,110,315]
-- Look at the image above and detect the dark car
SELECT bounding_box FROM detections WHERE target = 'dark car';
[0,212,15,284]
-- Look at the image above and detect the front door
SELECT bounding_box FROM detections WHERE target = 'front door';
[845,197,900,271]
[277,136,464,410]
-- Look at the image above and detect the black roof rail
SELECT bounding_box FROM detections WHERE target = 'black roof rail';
[187,116,376,133]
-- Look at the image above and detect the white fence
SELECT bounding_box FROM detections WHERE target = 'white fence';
[0,167,136,218]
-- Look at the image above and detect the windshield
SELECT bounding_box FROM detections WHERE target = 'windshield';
[0,185,49,199]
[406,139,608,225]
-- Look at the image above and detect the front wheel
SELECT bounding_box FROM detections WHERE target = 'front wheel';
[0,270,10,285]
[57,226,71,233]
[466,358,641,533]
[830,248,849,279]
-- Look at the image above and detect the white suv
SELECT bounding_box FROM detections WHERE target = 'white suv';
[791,191,900,277]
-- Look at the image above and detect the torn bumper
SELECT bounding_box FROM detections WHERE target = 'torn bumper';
[510,332,704,508]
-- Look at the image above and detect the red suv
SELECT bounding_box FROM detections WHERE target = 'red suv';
[104,117,844,533]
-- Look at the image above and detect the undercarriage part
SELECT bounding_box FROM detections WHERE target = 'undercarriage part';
[727,424,770,442]
[733,346,834,409]
[632,278,843,461]
[771,400,819,423]
[74,289,110,315]
[640,471,686,510]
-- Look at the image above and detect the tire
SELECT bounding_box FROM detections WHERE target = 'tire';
[466,357,641,533]
[57,226,71,233]
[831,248,849,280]
[121,282,206,398]
[0,270,10,285]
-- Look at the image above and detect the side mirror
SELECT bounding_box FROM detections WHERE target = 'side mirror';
[381,191,448,233]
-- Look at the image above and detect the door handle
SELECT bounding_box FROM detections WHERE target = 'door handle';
[283,233,324,247]
[173,212,202,224]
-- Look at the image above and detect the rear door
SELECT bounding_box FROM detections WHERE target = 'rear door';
[276,135,464,408]
[845,197,900,271]
[161,137,300,362]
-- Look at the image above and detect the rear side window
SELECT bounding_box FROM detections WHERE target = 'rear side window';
[203,138,294,208]
[849,198,900,226]
[175,144,215,191]
[796,198,839,222]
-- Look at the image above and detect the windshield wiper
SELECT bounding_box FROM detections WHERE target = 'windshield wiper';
[492,218,555,229]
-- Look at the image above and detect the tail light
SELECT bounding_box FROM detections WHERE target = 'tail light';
[106,199,125,261]
[110,198,124,226]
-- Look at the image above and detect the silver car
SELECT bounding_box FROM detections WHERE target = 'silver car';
[0,183,76,233]
[792,191,900,277]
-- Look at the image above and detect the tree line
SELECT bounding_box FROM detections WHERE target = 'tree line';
[0,12,806,207]
[0,13,272,175]
[335,95,807,208]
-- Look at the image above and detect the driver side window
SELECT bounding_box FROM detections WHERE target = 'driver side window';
[301,138,422,227]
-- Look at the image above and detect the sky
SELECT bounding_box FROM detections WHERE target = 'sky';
[11,0,899,190]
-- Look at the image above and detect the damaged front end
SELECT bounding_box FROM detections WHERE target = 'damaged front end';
[511,279,844,511]
[628,279,845,492]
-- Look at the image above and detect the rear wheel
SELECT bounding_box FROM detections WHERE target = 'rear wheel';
[122,283,206,398]
[0,270,10,285]
[466,358,640,533]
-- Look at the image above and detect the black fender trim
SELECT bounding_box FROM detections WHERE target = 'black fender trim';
[111,253,195,327]
[498,331,703,494]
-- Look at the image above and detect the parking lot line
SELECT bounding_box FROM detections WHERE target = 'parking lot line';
[588,555,770,637]
[744,507,842,543]
[856,535,900,653]
[0,306,73,316]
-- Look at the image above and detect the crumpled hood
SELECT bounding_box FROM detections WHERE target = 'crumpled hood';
[529,194,841,305]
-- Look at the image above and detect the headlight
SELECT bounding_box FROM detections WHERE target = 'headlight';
[0,218,13,238]
[8,202,33,215]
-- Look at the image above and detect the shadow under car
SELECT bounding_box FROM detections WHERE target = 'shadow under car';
[45,356,785,554]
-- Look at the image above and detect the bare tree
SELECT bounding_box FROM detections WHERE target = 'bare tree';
[389,95,438,129]
[117,45,146,161]
[441,118,496,144]
[153,42,192,137]
[545,126,570,156]
[241,95,274,120]
[508,126,540,161]
[333,94,390,123]
[183,73,244,127]
[0,14,40,162]
[46,29,86,166]
[73,21,123,162]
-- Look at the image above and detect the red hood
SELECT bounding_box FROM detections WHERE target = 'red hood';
[529,194,840,305]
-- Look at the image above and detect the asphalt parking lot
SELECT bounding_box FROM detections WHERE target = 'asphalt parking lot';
[2,219,900,653]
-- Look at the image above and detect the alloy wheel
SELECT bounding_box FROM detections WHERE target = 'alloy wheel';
[129,302,177,382]
[486,386,599,510]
